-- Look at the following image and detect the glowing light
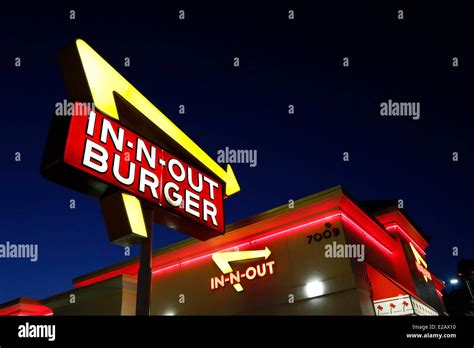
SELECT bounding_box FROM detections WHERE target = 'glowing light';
[385,224,426,256]
[152,263,180,274]
[0,306,53,317]
[122,193,148,238]
[305,281,324,298]
[449,279,459,284]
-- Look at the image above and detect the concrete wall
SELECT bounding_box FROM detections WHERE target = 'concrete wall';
[43,275,137,315]
[42,215,378,316]
[150,217,371,315]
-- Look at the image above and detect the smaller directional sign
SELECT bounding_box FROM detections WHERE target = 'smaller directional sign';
[212,247,272,292]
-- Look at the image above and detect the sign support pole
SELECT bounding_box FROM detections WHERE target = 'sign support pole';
[135,208,154,316]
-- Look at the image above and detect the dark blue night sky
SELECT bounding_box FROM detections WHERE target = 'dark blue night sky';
[0,1,472,303]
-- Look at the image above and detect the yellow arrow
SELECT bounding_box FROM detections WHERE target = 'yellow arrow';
[212,247,271,292]
[74,39,240,196]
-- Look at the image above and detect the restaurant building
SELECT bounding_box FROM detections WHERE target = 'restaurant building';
[0,186,446,316]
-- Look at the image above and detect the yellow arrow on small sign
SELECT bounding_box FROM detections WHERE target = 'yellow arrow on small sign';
[212,247,271,292]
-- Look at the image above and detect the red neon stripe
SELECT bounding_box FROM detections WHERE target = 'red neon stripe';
[0,308,53,317]
[152,263,180,274]
[150,211,392,276]
[385,224,426,256]
[152,243,252,273]
[75,210,400,287]
[249,213,341,245]
[180,242,251,266]
[340,213,393,255]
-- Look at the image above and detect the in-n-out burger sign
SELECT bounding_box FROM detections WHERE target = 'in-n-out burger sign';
[65,102,223,231]
[211,247,274,292]
[41,39,239,245]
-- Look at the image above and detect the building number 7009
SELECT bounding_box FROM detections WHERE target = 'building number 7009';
[306,223,340,244]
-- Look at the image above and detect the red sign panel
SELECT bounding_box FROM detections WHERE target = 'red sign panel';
[63,102,224,234]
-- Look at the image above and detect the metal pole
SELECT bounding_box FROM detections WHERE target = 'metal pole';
[135,208,154,316]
